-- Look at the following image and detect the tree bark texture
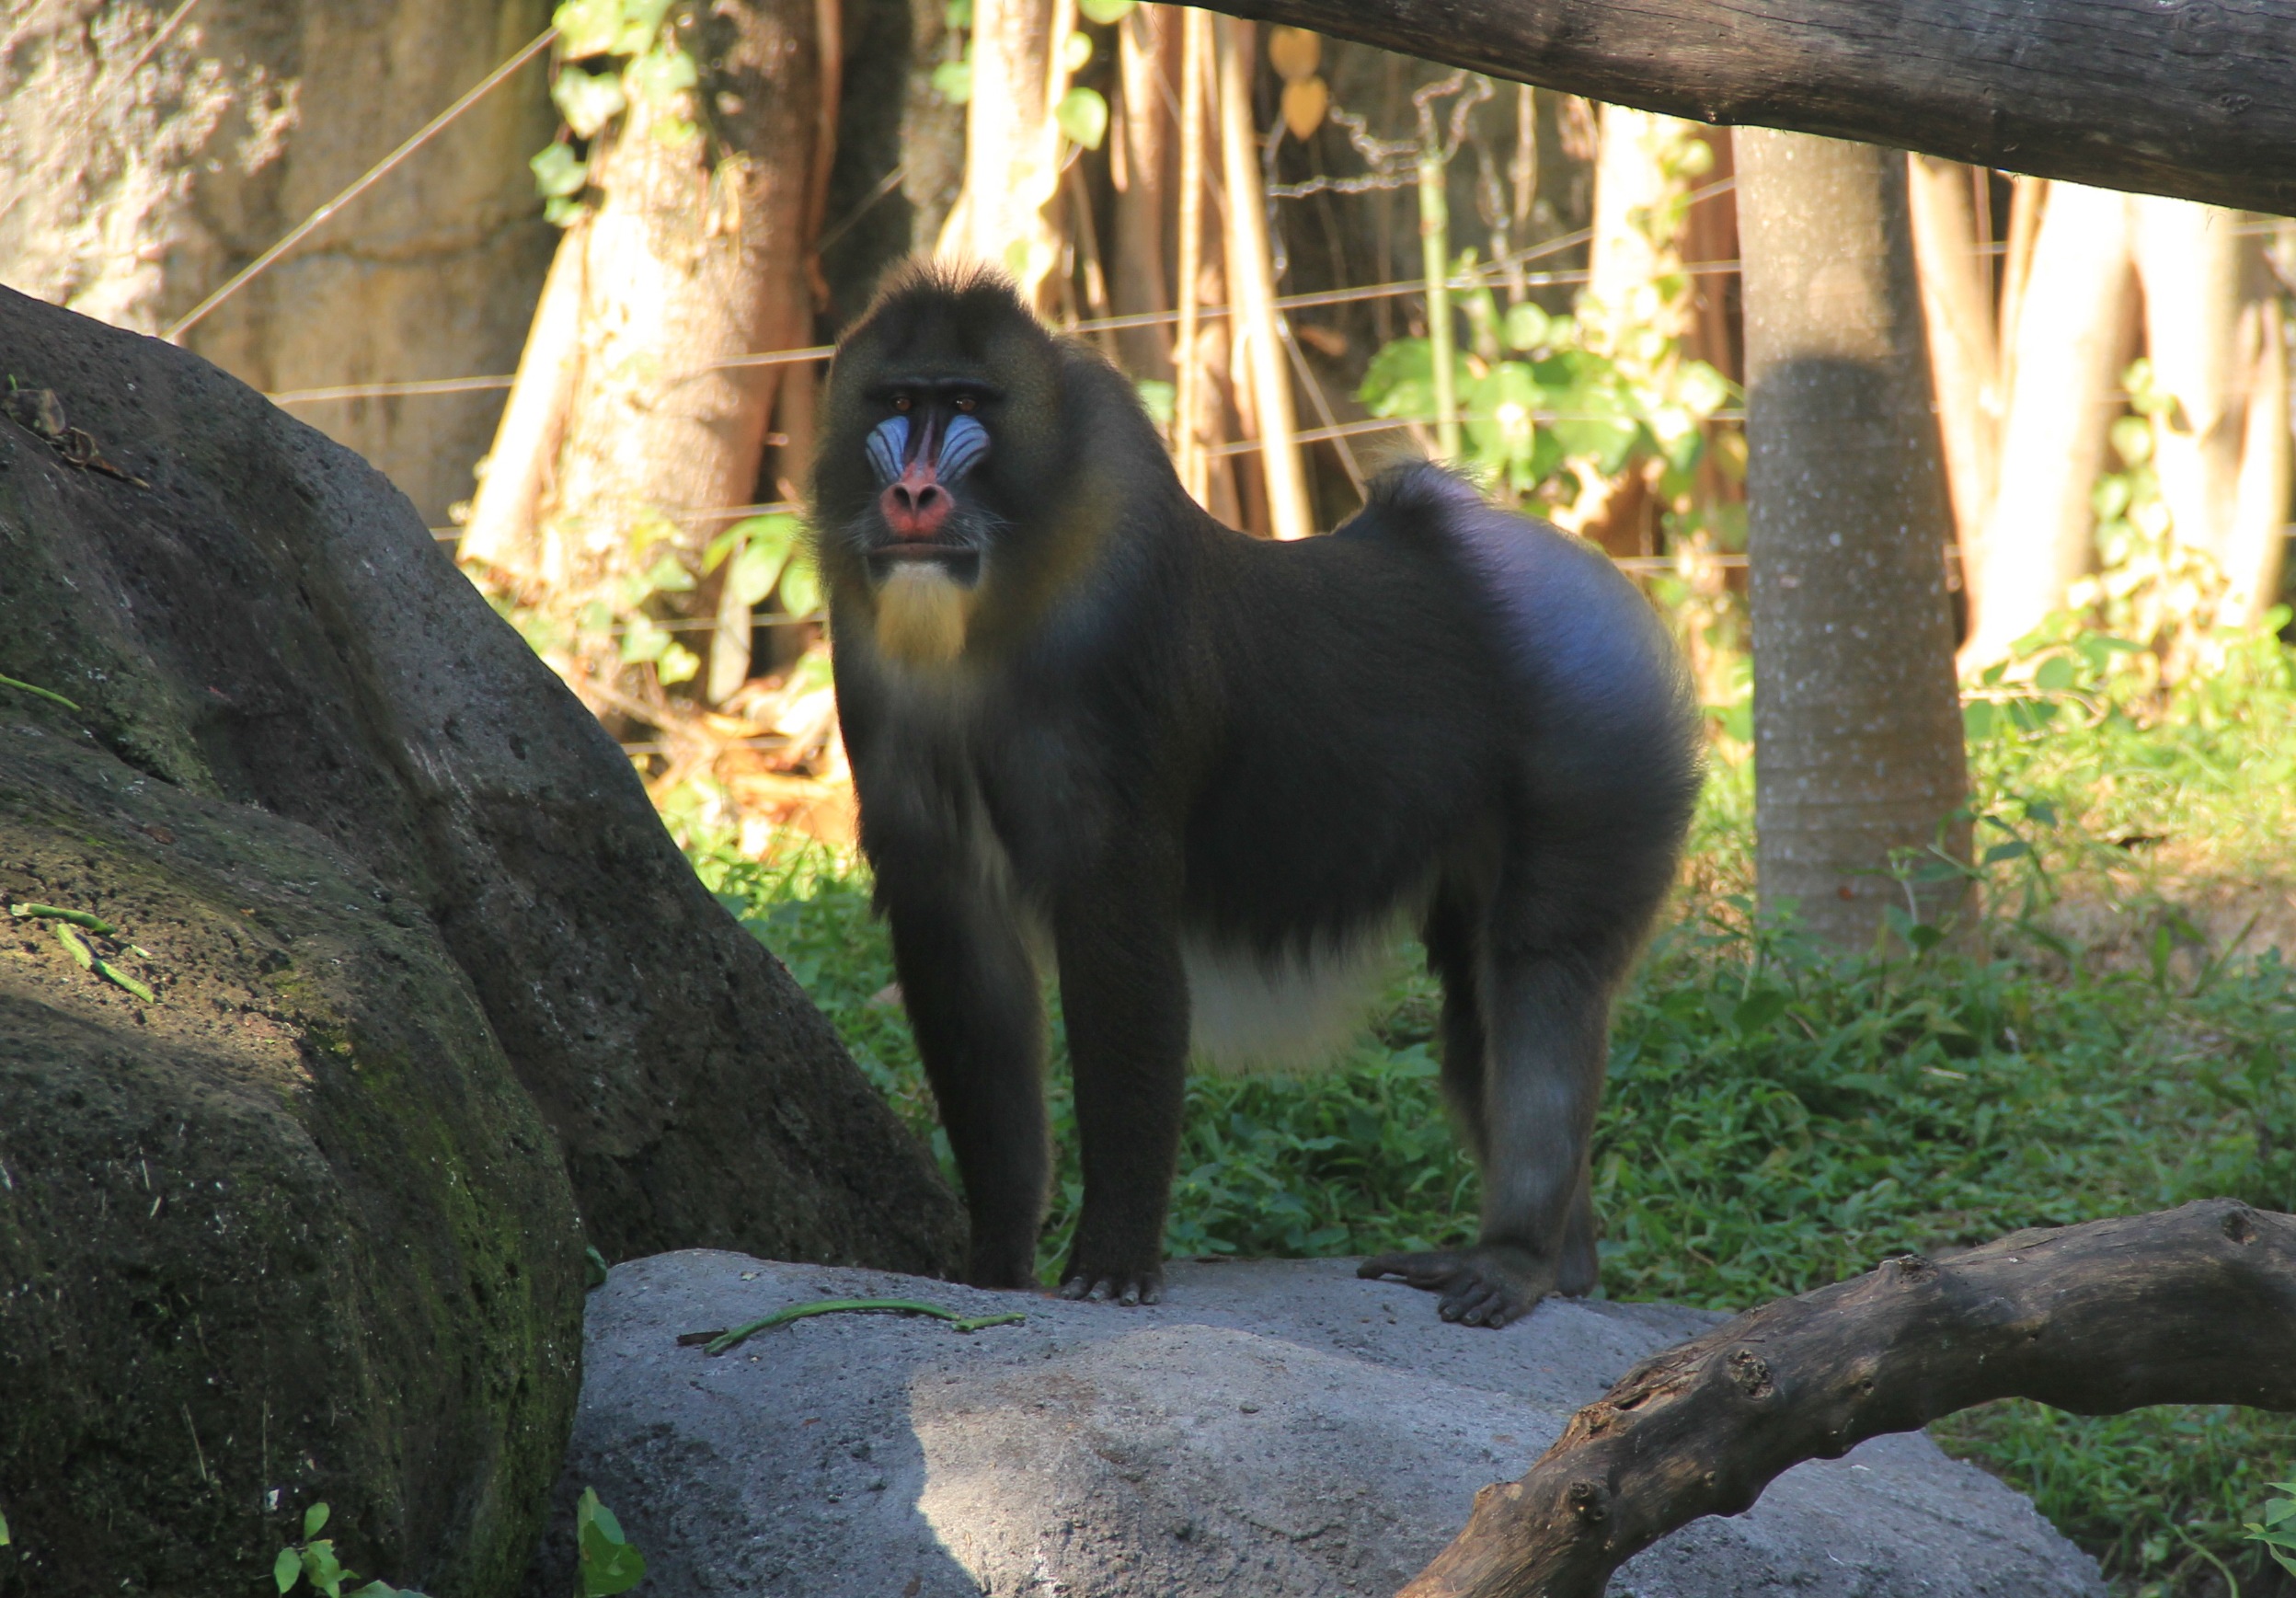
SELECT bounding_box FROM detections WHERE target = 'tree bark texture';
[0,0,558,527]
[2129,197,2294,630]
[1181,0,2296,216]
[1218,16,1312,541]
[1111,5,1179,385]
[1739,131,1968,948]
[1959,182,2135,669]
[938,0,1072,308]
[1904,155,2002,597]
[1396,1199,2296,1598]
[545,0,820,614]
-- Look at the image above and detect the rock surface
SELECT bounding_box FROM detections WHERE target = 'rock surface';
[0,725,581,1597]
[0,0,559,525]
[0,283,961,1273]
[543,1252,2107,1597]
[0,288,959,1595]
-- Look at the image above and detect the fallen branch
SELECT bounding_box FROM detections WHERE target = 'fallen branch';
[1399,1200,2296,1598]
[1190,0,2296,215]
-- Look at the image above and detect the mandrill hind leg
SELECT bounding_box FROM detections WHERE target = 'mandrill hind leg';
[1363,861,1623,1328]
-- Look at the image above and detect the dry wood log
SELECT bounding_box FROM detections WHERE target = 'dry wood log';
[1398,1200,2296,1598]
[1186,0,2296,215]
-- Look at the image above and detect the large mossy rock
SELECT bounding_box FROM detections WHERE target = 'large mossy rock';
[0,286,962,1594]
[0,727,580,1596]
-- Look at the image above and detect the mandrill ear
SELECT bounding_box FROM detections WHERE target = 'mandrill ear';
[867,417,910,485]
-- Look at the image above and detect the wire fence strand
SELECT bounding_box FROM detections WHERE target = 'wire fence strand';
[165,27,557,343]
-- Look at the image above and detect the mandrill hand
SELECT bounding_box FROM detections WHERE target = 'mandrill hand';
[1357,1243,1565,1328]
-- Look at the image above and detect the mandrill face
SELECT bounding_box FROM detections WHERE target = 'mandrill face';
[813,269,1067,669]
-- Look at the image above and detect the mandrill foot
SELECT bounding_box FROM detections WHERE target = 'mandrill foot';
[1357,1243,1571,1328]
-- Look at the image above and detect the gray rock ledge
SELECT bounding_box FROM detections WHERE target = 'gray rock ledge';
[534,1252,2105,1597]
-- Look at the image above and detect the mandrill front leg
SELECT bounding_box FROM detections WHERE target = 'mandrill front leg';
[882,875,1050,1289]
[1051,860,1191,1305]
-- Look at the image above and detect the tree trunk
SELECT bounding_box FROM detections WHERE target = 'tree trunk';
[1738,130,1968,948]
[1959,183,2134,669]
[526,0,820,707]
[901,0,969,252]
[1395,1200,2296,1598]
[1584,105,1693,342]
[1177,0,2296,215]
[1905,155,2001,602]
[1111,4,1179,383]
[2132,198,2247,578]
[2128,194,2293,632]
[0,0,558,529]
[2223,294,2292,628]
[1217,16,1312,541]
[938,0,1072,309]
[458,215,590,580]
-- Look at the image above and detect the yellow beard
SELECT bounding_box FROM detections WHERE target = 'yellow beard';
[873,562,973,665]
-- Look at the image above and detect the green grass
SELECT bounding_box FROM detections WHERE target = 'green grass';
[689,624,2296,1598]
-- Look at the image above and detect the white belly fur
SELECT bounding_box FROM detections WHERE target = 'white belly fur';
[1183,929,1401,1073]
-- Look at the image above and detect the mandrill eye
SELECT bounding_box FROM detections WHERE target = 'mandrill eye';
[953,394,977,414]
[892,393,913,413]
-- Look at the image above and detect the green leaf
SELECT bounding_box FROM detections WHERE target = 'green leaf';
[1077,0,1135,20]
[931,58,972,104]
[1981,840,2029,865]
[54,924,93,970]
[530,142,589,201]
[577,1489,648,1598]
[729,540,785,607]
[1961,698,1995,742]
[1054,85,1108,150]
[2107,413,2152,467]
[619,615,672,665]
[1502,301,1550,352]
[1730,989,1788,1035]
[658,640,702,686]
[643,551,696,593]
[553,66,627,138]
[10,902,114,932]
[1133,377,1175,428]
[1059,30,1093,73]
[777,552,821,617]
[625,45,698,107]
[304,1503,331,1541]
[0,1506,9,1546]
[274,1546,303,1594]
[301,1538,350,1598]
[585,1247,612,1289]
[2034,654,2076,693]
[553,0,626,57]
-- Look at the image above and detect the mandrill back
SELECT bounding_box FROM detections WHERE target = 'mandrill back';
[814,266,1699,1324]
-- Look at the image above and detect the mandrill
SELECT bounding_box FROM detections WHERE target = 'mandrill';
[811,266,1700,1327]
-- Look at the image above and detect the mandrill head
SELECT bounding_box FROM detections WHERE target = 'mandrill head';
[813,265,1077,670]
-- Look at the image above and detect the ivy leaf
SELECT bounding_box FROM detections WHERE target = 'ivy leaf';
[658,641,702,686]
[626,45,698,108]
[1054,85,1108,150]
[553,66,627,138]
[530,142,589,201]
[932,58,972,103]
[552,0,625,57]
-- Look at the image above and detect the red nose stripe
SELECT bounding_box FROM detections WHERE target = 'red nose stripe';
[880,460,952,539]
